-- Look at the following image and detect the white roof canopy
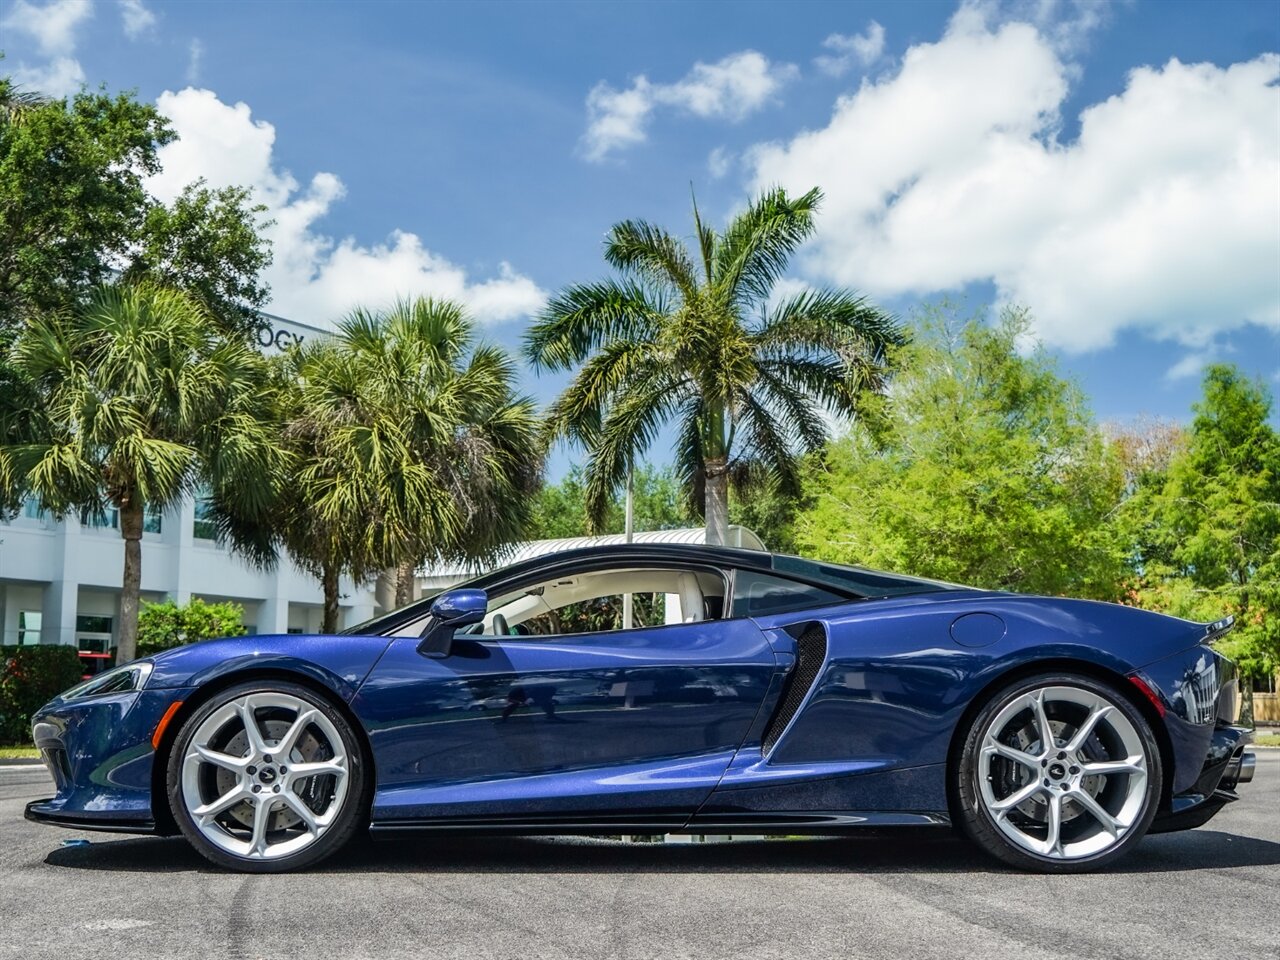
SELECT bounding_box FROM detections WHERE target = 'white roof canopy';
[416,525,767,589]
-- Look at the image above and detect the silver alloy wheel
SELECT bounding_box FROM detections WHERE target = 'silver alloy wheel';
[180,692,350,861]
[977,684,1148,860]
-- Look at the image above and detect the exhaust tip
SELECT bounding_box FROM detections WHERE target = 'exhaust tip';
[1223,750,1256,788]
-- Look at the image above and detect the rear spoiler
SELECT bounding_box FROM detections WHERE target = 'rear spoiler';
[1204,615,1235,643]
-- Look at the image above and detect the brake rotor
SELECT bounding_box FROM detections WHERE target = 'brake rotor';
[215,718,328,831]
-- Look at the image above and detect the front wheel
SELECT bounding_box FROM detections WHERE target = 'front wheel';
[956,673,1162,873]
[166,680,368,872]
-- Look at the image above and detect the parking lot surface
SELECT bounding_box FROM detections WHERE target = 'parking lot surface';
[1,752,1277,960]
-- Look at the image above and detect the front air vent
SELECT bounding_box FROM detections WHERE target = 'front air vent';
[762,624,827,754]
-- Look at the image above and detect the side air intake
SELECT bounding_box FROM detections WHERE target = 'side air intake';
[762,624,827,754]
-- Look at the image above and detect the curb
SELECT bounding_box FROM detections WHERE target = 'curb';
[0,758,45,767]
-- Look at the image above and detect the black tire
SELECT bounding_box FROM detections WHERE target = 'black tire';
[166,679,369,873]
[955,672,1162,873]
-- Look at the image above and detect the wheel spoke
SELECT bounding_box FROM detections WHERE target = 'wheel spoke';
[1066,704,1113,752]
[1032,691,1055,752]
[191,744,250,773]
[1043,793,1063,856]
[991,779,1042,813]
[1081,756,1144,777]
[984,740,1040,771]
[248,797,273,857]
[193,786,246,823]
[276,709,320,760]
[281,791,321,834]
[289,759,346,780]
[236,698,269,756]
[1069,788,1121,838]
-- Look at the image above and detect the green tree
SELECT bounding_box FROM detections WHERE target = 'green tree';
[525,463,697,541]
[0,76,271,335]
[525,187,903,545]
[0,283,284,662]
[1122,365,1280,678]
[793,303,1125,597]
[136,598,248,658]
[275,298,540,628]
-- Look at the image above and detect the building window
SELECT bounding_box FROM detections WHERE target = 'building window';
[81,505,120,530]
[75,615,113,634]
[17,611,41,645]
[75,615,113,653]
[81,503,162,533]
[193,492,217,541]
[21,497,47,522]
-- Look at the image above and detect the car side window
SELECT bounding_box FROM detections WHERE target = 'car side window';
[477,566,727,640]
[732,569,848,618]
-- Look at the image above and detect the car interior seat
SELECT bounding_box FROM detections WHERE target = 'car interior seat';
[676,572,705,623]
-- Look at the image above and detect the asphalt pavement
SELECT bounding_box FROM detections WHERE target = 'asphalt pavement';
[1,753,1277,960]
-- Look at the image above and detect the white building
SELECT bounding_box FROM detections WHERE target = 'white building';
[0,314,380,651]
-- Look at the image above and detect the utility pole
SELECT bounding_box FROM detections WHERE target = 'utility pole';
[622,465,634,630]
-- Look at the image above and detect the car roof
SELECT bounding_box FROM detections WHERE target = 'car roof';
[344,542,965,636]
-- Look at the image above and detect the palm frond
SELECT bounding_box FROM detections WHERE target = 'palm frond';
[582,374,687,530]
[713,186,822,306]
[524,280,664,371]
[604,220,700,300]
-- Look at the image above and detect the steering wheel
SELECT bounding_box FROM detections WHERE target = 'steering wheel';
[490,613,510,636]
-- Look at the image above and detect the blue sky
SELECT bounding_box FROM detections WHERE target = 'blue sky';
[2,0,1278,476]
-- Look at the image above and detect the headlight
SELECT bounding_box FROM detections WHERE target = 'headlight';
[62,661,153,701]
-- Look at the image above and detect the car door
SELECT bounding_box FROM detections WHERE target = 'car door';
[353,599,777,827]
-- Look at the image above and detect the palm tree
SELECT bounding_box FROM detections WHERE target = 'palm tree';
[525,187,905,544]
[2,283,284,662]
[337,297,541,607]
[0,73,46,125]
[276,298,539,630]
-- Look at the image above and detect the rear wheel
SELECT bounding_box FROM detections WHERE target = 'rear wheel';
[956,673,1161,872]
[167,680,368,873]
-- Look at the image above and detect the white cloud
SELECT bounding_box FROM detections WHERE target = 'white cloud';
[7,56,86,97]
[977,0,1113,57]
[150,88,546,326]
[748,7,1280,352]
[1165,352,1210,382]
[1,0,92,57]
[186,38,204,83]
[1,0,92,96]
[707,146,732,179]
[815,21,886,77]
[582,51,798,161]
[118,0,156,39]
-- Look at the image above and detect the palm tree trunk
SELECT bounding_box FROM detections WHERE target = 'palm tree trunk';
[704,456,729,546]
[117,493,144,664]
[394,559,417,608]
[321,562,341,633]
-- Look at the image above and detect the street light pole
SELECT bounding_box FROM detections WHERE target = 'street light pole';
[622,465,634,630]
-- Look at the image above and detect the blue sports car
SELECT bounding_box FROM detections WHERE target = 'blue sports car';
[27,544,1256,873]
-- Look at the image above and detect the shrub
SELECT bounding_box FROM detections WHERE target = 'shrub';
[0,646,84,745]
[136,598,247,658]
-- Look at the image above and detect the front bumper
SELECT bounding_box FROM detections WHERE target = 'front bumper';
[24,800,155,834]
[25,686,194,835]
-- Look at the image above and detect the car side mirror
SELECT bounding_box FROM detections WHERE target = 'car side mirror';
[418,588,487,658]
